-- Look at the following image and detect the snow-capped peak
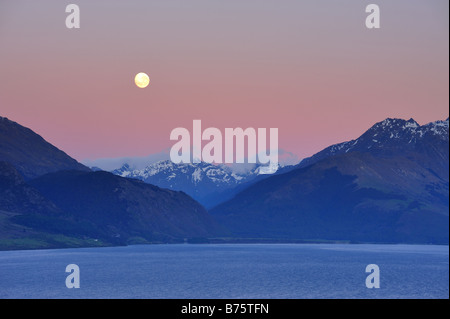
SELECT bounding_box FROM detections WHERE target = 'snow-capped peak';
[111,160,265,187]
[298,116,449,169]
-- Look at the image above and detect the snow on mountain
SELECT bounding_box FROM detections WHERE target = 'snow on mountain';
[421,118,449,140]
[108,117,448,208]
[299,117,449,168]
[211,117,449,244]
[109,159,296,208]
[109,160,275,207]
[112,160,260,186]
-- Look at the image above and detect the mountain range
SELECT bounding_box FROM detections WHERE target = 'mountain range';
[110,161,291,208]
[0,115,448,249]
[211,118,449,244]
[0,116,223,249]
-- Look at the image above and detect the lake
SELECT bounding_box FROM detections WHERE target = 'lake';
[0,244,448,299]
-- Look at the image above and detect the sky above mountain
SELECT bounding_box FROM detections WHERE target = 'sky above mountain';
[0,0,448,162]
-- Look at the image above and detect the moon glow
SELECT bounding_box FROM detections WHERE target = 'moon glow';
[135,72,150,88]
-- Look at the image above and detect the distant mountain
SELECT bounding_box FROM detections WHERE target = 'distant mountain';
[111,160,279,208]
[0,116,90,180]
[211,118,449,244]
[0,116,225,250]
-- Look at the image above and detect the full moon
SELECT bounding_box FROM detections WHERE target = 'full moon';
[135,72,150,88]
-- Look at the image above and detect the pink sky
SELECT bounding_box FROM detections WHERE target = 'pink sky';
[0,0,448,164]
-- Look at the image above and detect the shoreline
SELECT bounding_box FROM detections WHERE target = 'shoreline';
[0,237,448,252]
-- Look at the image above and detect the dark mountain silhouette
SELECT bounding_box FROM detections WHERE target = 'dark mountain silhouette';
[29,170,224,242]
[0,116,224,250]
[0,161,96,249]
[211,118,449,244]
[0,161,61,216]
[0,116,90,180]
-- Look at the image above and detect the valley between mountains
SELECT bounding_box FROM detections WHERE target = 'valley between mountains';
[0,116,448,250]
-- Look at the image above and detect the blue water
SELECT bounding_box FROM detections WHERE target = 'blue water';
[0,244,448,299]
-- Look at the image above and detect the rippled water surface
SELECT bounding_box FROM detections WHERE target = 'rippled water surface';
[0,244,448,299]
